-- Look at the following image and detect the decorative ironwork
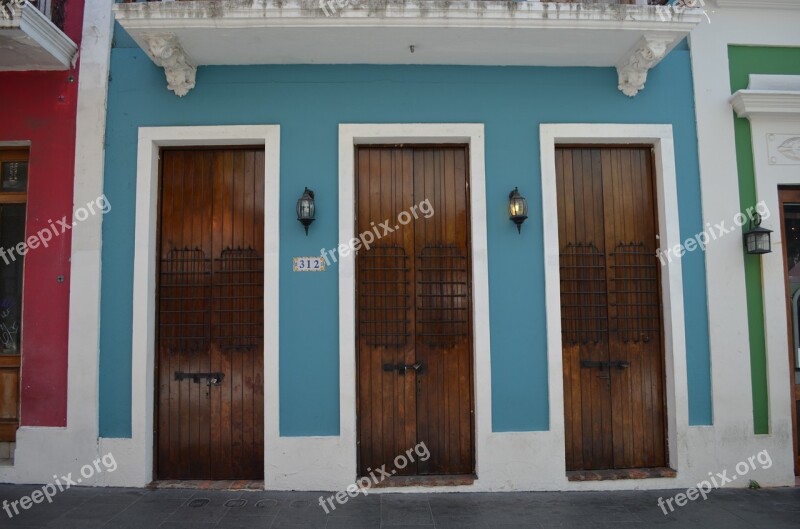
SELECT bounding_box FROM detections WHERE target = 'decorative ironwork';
[559,243,608,345]
[213,247,263,350]
[416,245,470,346]
[358,245,410,347]
[610,242,661,343]
[158,248,212,352]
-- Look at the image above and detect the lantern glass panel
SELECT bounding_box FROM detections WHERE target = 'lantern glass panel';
[297,189,315,220]
[508,189,527,220]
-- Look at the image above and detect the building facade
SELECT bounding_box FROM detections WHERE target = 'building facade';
[0,0,82,478]
[1,0,799,492]
[690,0,800,482]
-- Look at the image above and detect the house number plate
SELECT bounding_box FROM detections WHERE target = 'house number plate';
[293,256,326,272]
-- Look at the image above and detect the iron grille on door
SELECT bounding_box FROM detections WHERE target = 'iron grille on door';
[213,247,263,351]
[610,242,661,344]
[357,245,410,347]
[559,243,608,345]
[158,248,212,352]
[159,247,263,352]
[416,245,470,346]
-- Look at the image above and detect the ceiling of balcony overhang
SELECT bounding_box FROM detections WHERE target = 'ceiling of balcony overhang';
[0,4,77,71]
[115,0,703,67]
[114,0,705,96]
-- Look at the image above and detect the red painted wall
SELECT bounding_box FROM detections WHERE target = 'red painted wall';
[0,0,84,427]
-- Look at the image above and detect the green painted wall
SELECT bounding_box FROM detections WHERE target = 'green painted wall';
[728,45,800,435]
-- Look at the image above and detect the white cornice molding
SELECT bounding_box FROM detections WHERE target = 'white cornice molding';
[115,0,702,96]
[730,90,800,120]
[114,0,705,31]
[715,0,800,9]
[18,1,78,68]
[142,33,196,97]
[616,35,672,97]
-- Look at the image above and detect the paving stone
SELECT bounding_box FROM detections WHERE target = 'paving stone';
[0,484,796,527]
[381,494,434,526]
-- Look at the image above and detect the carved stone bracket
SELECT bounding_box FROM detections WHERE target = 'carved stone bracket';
[616,35,673,98]
[142,33,196,97]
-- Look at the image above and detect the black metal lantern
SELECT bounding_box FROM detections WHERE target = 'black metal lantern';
[508,187,528,234]
[743,213,772,255]
[296,187,315,236]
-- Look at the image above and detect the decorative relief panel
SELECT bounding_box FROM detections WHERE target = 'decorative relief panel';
[767,134,800,165]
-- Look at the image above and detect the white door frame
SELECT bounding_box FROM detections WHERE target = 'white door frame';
[336,124,492,489]
[539,124,688,476]
[119,125,280,486]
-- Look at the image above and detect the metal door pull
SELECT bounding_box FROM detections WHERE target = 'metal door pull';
[174,371,225,385]
[580,360,630,370]
[382,362,425,375]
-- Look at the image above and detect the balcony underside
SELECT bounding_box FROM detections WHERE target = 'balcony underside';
[0,2,77,71]
[114,0,705,96]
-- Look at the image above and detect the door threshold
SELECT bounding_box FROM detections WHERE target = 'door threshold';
[149,480,264,491]
[369,474,476,488]
[567,468,676,482]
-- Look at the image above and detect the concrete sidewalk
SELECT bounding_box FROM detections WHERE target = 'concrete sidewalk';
[0,484,798,528]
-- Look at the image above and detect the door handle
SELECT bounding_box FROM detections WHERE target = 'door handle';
[580,360,630,370]
[174,371,225,386]
[382,362,425,375]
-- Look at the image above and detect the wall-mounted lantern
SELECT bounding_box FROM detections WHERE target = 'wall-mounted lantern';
[508,187,528,234]
[296,187,315,236]
[743,213,772,255]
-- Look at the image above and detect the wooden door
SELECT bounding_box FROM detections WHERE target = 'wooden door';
[557,146,667,471]
[156,148,265,480]
[356,146,474,477]
[779,187,800,476]
[0,149,28,443]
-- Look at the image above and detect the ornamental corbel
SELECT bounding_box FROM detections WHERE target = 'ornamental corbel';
[143,33,196,97]
[616,35,673,97]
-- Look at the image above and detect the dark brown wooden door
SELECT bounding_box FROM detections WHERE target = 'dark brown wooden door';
[779,187,800,476]
[0,149,29,444]
[557,146,667,471]
[156,148,265,480]
[356,146,474,477]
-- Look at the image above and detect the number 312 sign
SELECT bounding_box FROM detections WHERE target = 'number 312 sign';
[293,257,326,272]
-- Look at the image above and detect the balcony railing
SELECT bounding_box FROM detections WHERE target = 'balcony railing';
[117,0,672,4]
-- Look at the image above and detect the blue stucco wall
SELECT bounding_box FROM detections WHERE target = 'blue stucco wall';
[99,28,711,438]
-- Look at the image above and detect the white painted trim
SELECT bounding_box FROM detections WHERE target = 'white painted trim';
[539,123,689,478]
[715,0,800,9]
[116,125,280,487]
[114,0,705,30]
[0,0,111,485]
[687,7,798,488]
[334,123,491,491]
[737,114,799,485]
[748,74,800,92]
[19,1,78,69]
[113,0,699,95]
[730,91,800,119]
